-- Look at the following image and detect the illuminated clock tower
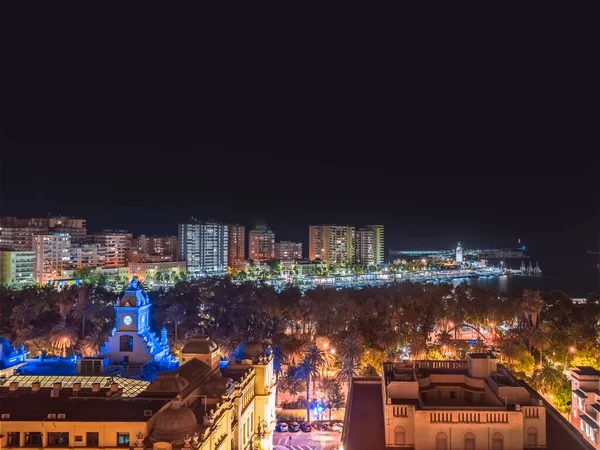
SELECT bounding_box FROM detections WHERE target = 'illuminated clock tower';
[100,278,175,367]
[114,278,150,333]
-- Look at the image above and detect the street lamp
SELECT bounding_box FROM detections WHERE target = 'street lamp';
[564,346,576,373]
[252,417,269,449]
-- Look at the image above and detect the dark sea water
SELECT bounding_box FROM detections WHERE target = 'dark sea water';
[453,258,599,298]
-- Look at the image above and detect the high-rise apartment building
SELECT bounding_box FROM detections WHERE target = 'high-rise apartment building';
[308,225,354,265]
[70,243,106,268]
[248,225,275,261]
[227,224,246,269]
[366,224,384,265]
[178,220,228,275]
[137,235,179,260]
[354,228,375,266]
[0,216,87,249]
[0,250,36,287]
[33,234,71,284]
[90,231,132,268]
[275,241,302,260]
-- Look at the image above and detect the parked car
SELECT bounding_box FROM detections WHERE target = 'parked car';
[276,422,288,432]
[322,423,333,431]
[289,422,300,432]
[300,422,312,432]
[332,423,343,432]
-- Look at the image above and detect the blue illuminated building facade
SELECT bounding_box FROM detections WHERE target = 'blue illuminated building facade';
[7,278,177,379]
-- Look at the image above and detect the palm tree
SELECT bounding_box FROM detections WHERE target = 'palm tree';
[296,356,319,422]
[304,344,328,394]
[337,355,360,393]
[72,288,96,339]
[495,332,521,369]
[50,320,78,358]
[472,337,489,353]
[340,333,362,363]
[520,290,545,328]
[531,361,564,395]
[165,303,186,341]
[406,332,428,360]
[81,330,107,356]
[14,324,41,347]
[528,326,552,366]
[11,303,37,327]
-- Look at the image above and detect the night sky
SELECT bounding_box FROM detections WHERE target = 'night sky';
[1,16,598,293]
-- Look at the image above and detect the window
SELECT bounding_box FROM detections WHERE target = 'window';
[48,432,69,447]
[464,432,475,450]
[25,432,43,447]
[394,426,406,445]
[578,397,585,410]
[120,335,133,352]
[86,432,99,447]
[7,432,20,447]
[450,391,456,399]
[436,432,447,450]
[492,432,503,450]
[75,436,83,442]
[117,433,130,447]
[526,427,538,446]
[393,406,400,417]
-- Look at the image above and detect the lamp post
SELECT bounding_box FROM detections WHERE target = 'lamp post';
[252,417,269,449]
[564,346,576,374]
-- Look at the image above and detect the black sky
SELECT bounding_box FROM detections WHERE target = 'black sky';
[1,11,598,290]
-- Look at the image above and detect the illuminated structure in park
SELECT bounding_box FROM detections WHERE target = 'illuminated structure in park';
[344,354,590,450]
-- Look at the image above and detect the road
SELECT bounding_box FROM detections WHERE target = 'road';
[272,430,341,450]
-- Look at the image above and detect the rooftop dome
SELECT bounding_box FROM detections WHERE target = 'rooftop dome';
[150,398,197,443]
[181,336,218,354]
[236,339,266,362]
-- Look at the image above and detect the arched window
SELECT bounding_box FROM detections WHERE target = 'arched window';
[394,426,406,445]
[464,432,476,450]
[492,432,504,450]
[526,427,538,446]
[436,432,448,450]
[120,335,133,352]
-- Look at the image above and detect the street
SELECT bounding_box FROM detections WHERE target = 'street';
[272,430,341,450]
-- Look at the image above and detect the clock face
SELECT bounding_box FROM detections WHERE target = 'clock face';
[123,315,133,326]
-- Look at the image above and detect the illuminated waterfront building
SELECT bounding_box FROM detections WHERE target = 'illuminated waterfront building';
[366,224,384,265]
[248,226,275,261]
[274,241,302,260]
[90,231,132,268]
[227,224,246,269]
[178,220,228,275]
[0,251,35,287]
[354,228,375,266]
[308,225,354,265]
[33,234,71,284]
[344,354,588,450]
